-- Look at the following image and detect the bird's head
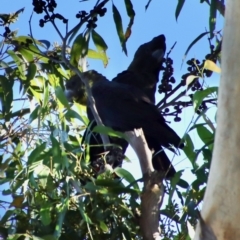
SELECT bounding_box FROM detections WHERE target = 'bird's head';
[64,70,107,105]
[128,34,166,73]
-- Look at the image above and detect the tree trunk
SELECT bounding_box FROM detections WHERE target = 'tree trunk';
[194,1,240,239]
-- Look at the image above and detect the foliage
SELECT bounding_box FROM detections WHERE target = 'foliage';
[0,0,222,239]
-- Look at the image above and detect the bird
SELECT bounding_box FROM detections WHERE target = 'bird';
[65,34,183,178]
[65,70,183,178]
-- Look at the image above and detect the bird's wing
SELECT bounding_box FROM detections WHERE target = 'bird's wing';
[91,80,181,148]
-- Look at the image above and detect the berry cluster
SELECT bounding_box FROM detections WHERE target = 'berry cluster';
[163,106,183,122]
[75,2,107,29]
[32,0,57,14]
[39,13,68,27]
[76,11,87,19]
[158,58,176,94]
[32,0,68,28]
[185,58,203,92]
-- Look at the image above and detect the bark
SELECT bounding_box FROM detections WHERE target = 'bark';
[126,130,164,240]
[194,1,240,239]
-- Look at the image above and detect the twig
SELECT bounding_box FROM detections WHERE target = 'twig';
[166,41,177,58]
[157,82,183,108]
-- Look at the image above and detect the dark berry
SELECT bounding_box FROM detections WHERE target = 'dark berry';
[5,27,10,33]
[174,117,181,122]
[81,11,87,16]
[205,54,211,59]
[170,77,176,83]
[191,87,196,91]
[39,19,45,27]
[177,108,182,114]
[166,58,173,64]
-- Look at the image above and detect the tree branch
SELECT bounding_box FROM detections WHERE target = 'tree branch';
[125,129,164,239]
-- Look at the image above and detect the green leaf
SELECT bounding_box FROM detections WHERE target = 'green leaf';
[215,0,225,16]
[91,30,108,52]
[88,49,108,67]
[193,87,218,111]
[182,32,209,64]
[28,105,40,124]
[7,50,26,80]
[43,81,49,108]
[40,203,52,226]
[169,171,182,201]
[13,35,46,48]
[28,142,47,165]
[65,109,86,124]
[202,148,212,162]
[38,39,51,49]
[183,134,196,164]
[51,135,61,158]
[54,200,68,238]
[55,86,70,110]
[177,179,189,189]
[34,164,50,188]
[70,32,89,67]
[26,63,37,82]
[93,125,126,139]
[209,0,217,38]
[51,135,67,169]
[114,167,140,191]
[99,221,109,232]
[175,0,185,21]
[68,22,83,45]
[196,125,214,145]
[78,201,92,224]
[0,75,13,117]
[124,0,135,41]
[112,3,127,55]
[18,48,34,62]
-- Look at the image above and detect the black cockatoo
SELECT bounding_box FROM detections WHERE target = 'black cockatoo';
[65,34,183,178]
[65,70,183,178]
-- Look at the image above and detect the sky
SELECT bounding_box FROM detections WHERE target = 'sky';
[1,0,223,203]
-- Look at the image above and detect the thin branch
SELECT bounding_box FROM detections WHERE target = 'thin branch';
[157,81,183,108]
[43,8,64,41]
